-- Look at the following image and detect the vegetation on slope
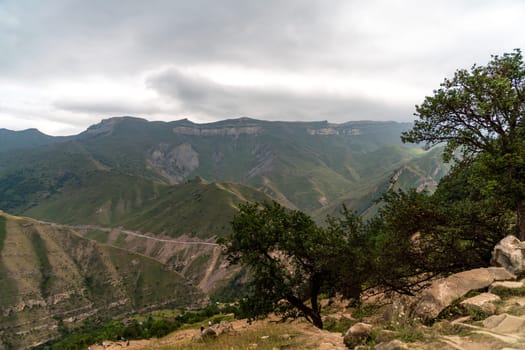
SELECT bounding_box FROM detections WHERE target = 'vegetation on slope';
[0,117,437,218]
[0,213,203,349]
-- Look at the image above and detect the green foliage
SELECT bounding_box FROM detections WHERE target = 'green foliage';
[323,316,354,335]
[402,49,525,239]
[351,302,383,320]
[369,161,513,295]
[34,305,233,349]
[436,291,489,322]
[222,201,369,329]
[490,285,525,298]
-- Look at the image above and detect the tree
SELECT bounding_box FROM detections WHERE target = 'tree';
[402,49,525,239]
[370,165,513,295]
[221,201,368,329]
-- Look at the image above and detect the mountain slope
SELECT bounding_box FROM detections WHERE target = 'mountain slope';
[0,212,204,349]
[23,175,273,238]
[313,146,449,220]
[0,117,424,215]
[0,128,63,152]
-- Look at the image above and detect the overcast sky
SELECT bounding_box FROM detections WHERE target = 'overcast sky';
[0,0,524,135]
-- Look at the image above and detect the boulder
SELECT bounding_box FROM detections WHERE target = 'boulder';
[483,313,525,333]
[411,267,514,323]
[489,281,525,293]
[460,292,500,315]
[343,322,372,348]
[202,327,217,337]
[491,235,525,276]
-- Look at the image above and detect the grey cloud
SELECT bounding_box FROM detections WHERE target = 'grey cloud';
[146,68,412,122]
[1,0,345,79]
[53,99,163,116]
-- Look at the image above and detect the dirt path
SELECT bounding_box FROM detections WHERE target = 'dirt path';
[73,224,220,247]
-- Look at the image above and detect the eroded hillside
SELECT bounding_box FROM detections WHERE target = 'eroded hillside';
[0,212,204,349]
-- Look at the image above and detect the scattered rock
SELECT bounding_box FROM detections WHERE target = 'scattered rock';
[374,339,409,350]
[343,322,372,348]
[260,335,269,340]
[411,268,515,323]
[279,333,291,340]
[491,235,525,277]
[247,343,258,349]
[214,320,238,335]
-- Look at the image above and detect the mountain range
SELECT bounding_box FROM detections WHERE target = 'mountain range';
[0,116,448,348]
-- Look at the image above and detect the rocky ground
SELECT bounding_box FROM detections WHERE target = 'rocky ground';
[85,235,525,349]
[84,287,525,350]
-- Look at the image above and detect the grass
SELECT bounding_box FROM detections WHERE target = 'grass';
[324,316,354,334]
[84,229,109,243]
[154,323,304,350]
[490,285,525,298]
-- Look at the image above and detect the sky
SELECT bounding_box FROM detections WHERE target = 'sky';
[0,0,524,136]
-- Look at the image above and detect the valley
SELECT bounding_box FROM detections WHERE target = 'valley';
[0,117,446,348]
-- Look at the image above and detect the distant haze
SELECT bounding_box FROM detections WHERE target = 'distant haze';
[0,0,524,135]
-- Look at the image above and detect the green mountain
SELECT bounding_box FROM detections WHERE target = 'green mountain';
[0,212,203,349]
[0,116,440,217]
[23,175,272,239]
[0,116,448,347]
[0,128,64,152]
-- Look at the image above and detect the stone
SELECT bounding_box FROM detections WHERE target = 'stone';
[483,313,525,333]
[374,339,409,350]
[201,327,217,338]
[491,235,525,276]
[486,267,518,281]
[343,322,372,348]
[490,281,524,292]
[411,268,507,323]
[460,292,501,315]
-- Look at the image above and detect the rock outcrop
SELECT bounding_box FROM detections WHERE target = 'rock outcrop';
[491,235,525,276]
[411,267,515,323]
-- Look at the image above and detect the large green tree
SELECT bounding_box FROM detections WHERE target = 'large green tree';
[221,201,368,329]
[402,50,525,239]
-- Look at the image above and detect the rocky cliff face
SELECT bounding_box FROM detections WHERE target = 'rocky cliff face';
[147,143,200,183]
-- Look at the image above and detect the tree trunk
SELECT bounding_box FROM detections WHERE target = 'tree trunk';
[308,309,324,329]
[286,294,324,329]
[518,201,525,241]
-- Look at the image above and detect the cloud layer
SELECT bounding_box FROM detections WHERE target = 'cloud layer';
[1,0,524,135]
